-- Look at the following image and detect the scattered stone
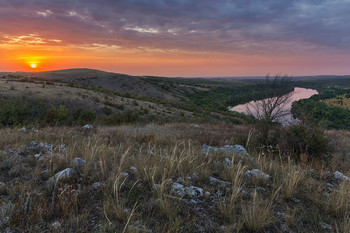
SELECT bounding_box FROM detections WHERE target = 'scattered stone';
[319,222,332,230]
[19,127,27,133]
[34,153,45,158]
[176,177,186,184]
[276,211,286,217]
[224,157,232,167]
[326,183,335,189]
[120,172,129,178]
[26,141,54,155]
[82,124,93,130]
[185,186,204,197]
[50,168,77,183]
[187,199,198,205]
[322,171,332,179]
[129,166,138,173]
[291,197,301,203]
[18,127,40,133]
[171,183,204,198]
[191,173,199,181]
[6,150,22,156]
[91,182,104,190]
[129,220,153,233]
[245,169,270,180]
[191,124,204,129]
[256,186,266,192]
[216,190,223,196]
[280,223,290,232]
[73,157,86,167]
[308,168,315,174]
[240,189,249,196]
[51,221,61,230]
[171,183,186,197]
[59,144,68,152]
[204,191,211,199]
[209,176,232,188]
[201,144,250,158]
[334,171,350,182]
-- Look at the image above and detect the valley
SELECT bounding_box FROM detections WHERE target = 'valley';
[1,69,350,232]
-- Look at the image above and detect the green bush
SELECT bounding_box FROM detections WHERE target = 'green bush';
[0,98,47,126]
[79,110,96,125]
[106,113,121,125]
[0,98,32,126]
[101,107,113,115]
[56,105,72,124]
[45,106,57,125]
[285,120,330,160]
[123,109,140,123]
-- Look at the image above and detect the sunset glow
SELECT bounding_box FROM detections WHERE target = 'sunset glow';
[0,1,350,76]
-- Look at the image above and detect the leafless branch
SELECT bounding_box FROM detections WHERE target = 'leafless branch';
[245,74,293,123]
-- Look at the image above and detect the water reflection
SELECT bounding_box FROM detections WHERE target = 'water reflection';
[230,87,318,124]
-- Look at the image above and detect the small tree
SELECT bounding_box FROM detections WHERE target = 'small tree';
[56,105,72,125]
[246,74,293,123]
[79,110,96,125]
[246,74,293,145]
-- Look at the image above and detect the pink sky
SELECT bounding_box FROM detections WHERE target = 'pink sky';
[1,1,350,77]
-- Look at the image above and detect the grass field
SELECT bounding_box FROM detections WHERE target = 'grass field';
[1,123,350,232]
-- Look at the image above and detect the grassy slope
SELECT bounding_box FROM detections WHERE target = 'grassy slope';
[0,124,350,232]
[0,71,252,125]
[0,76,200,124]
[1,69,222,102]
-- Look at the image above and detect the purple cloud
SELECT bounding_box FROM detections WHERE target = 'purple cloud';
[0,0,349,55]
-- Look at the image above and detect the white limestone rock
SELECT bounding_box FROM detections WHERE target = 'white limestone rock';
[245,169,270,181]
[209,176,232,188]
[319,222,332,230]
[201,144,250,158]
[171,183,204,198]
[50,168,77,183]
[51,221,61,230]
[82,124,93,129]
[73,157,86,167]
[334,171,350,182]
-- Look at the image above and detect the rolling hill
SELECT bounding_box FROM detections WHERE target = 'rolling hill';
[0,68,219,102]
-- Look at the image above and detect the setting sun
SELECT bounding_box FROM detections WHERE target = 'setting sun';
[30,63,37,68]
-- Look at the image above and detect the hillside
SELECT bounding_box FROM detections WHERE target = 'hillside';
[0,74,199,124]
[0,69,220,102]
[0,69,250,126]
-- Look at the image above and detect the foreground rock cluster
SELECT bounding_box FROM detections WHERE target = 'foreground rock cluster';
[1,125,349,232]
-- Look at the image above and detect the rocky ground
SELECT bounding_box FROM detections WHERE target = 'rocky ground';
[0,124,350,232]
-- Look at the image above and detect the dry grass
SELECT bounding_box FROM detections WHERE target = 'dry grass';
[324,181,350,217]
[281,163,306,199]
[1,123,350,232]
[241,190,277,231]
[0,77,196,123]
[219,161,246,223]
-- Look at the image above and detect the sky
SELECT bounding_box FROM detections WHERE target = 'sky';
[0,0,350,77]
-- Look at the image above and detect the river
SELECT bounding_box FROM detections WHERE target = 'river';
[230,87,318,124]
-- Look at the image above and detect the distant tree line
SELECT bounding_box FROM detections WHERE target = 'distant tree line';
[292,88,350,129]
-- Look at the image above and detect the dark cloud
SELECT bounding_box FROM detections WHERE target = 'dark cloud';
[0,0,349,54]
